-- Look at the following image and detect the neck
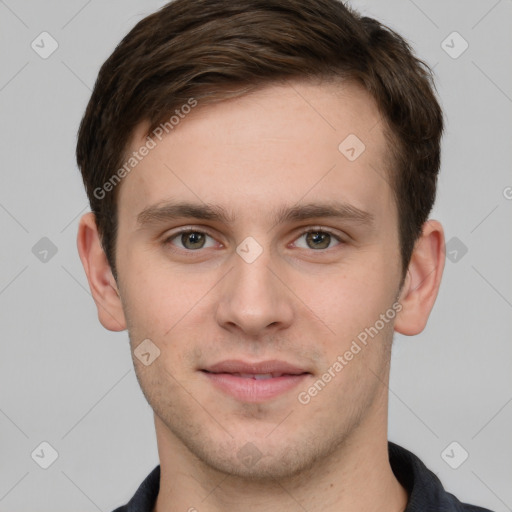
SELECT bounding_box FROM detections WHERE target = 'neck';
[152,412,408,512]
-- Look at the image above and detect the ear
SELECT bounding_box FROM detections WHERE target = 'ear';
[394,219,445,336]
[77,212,127,331]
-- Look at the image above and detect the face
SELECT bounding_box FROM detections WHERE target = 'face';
[114,80,404,480]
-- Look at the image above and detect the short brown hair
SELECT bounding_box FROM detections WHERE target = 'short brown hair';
[76,0,443,281]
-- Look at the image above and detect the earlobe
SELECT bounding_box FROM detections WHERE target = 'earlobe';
[76,212,127,332]
[394,220,445,336]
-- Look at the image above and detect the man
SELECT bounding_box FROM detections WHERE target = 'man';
[75,0,494,511]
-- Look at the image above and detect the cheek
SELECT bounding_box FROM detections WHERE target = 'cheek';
[299,279,397,392]
[302,263,395,336]
[119,253,194,329]
[120,259,219,373]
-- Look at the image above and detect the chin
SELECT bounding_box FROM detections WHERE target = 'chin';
[179,430,330,483]
[203,450,313,482]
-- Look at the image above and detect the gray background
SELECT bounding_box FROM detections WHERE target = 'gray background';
[0,0,511,510]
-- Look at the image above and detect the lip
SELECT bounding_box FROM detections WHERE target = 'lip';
[201,359,311,403]
[204,359,308,375]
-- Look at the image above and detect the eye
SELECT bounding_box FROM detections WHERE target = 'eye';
[165,229,217,250]
[293,229,342,250]
[163,227,344,253]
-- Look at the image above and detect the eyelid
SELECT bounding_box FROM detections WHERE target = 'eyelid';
[295,225,344,239]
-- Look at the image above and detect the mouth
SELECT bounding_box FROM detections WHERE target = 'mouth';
[200,360,311,402]
[204,372,303,379]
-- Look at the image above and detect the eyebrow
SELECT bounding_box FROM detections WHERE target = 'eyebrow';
[136,200,375,229]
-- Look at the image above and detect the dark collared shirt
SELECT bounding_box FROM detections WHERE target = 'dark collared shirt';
[112,442,494,512]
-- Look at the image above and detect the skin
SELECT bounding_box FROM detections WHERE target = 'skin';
[77,79,444,512]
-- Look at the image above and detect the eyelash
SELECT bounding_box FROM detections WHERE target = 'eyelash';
[163,226,344,253]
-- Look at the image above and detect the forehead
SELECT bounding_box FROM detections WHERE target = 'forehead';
[117,79,394,228]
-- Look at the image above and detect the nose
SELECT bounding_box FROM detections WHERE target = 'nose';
[215,245,294,337]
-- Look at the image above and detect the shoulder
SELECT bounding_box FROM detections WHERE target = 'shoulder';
[109,465,160,512]
[451,495,495,512]
[388,442,495,512]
